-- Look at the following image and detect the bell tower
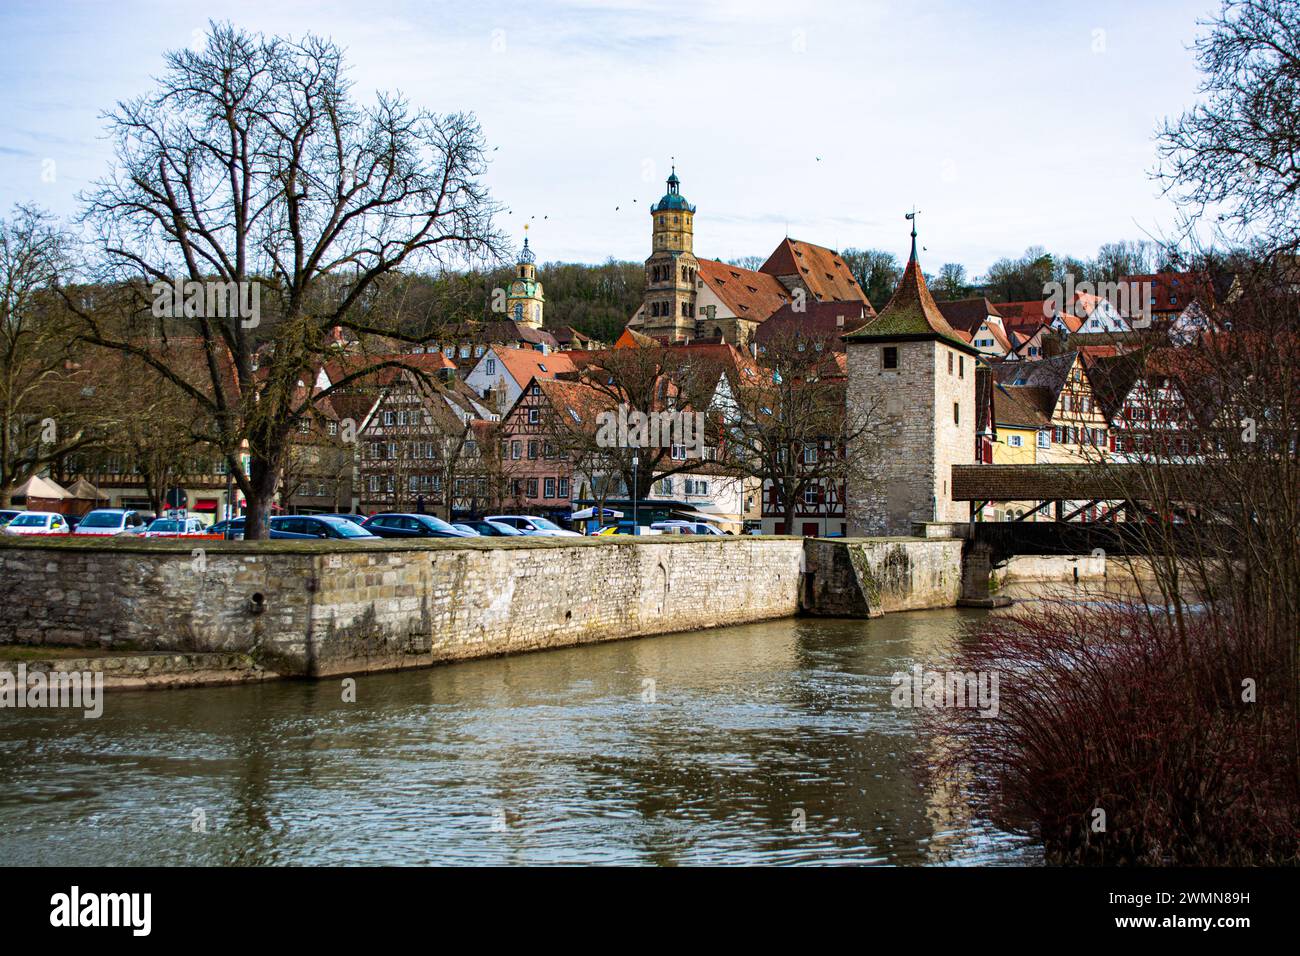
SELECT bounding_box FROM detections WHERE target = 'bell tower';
[642,165,699,341]
[506,226,545,329]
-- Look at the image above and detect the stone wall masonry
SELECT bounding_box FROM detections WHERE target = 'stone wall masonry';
[803,538,964,616]
[0,535,964,680]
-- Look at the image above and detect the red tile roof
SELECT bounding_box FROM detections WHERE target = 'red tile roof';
[696,258,791,321]
[760,238,868,303]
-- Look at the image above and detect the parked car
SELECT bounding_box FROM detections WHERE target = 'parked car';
[651,520,727,536]
[74,508,146,536]
[209,518,245,540]
[596,522,663,536]
[451,523,482,536]
[269,515,378,540]
[0,510,20,528]
[141,516,209,537]
[308,513,368,526]
[208,516,375,540]
[4,511,70,535]
[486,515,582,537]
[463,519,525,537]
[361,513,475,538]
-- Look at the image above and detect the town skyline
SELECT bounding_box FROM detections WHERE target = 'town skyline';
[1,0,1226,275]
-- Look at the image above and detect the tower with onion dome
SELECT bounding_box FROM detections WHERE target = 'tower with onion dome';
[506,226,545,329]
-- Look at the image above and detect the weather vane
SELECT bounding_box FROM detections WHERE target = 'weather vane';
[905,208,920,256]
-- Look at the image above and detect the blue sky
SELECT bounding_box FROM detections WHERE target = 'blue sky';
[0,0,1220,275]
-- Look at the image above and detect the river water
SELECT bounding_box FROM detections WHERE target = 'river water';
[0,603,1048,866]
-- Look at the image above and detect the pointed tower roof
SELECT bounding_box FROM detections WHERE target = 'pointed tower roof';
[843,246,979,354]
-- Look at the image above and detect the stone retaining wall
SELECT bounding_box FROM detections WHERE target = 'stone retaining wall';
[0,535,962,679]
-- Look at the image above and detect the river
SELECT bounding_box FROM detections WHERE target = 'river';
[0,602,1050,866]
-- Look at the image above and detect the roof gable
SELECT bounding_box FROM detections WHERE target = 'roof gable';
[759,238,868,303]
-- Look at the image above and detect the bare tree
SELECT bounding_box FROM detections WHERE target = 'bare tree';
[0,205,103,506]
[718,329,877,534]
[75,22,504,537]
[1158,0,1300,254]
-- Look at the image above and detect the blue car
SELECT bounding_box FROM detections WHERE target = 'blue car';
[209,515,377,540]
[361,513,476,538]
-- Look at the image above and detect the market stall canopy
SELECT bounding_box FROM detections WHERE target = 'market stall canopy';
[569,507,624,521]
[65,477,103,499]
[11,475,70,499]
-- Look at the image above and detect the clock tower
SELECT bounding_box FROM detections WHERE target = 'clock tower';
[507,228,545,329]
[641,166,699,341]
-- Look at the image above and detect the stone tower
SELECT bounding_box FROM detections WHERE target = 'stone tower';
[507,229,545,329]
[843,227,979,535]
[641,166,699,341]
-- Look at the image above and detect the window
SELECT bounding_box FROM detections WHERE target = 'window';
[882,346,898,369]
[383,411,394,426]
[804,486,818,505]
[459,346,470,359]
[1037,431,1050,449]
[368,476,379,493]
[671,444,686,460]
[958,356,965,379]
[527,440,539,459]
[530,383,541,396]
[526,478,538,498]
[327,421,338,436]
[953,402,960,425]
[528,408,540,424]
[387,442,397,459]
[659,477,673,495]
[803,446,818,464]
[1007,434,1023,448]
[948,351,953,374]
[543,442,555,459]
[486,358,496,376]
[544,478,556,499]
[397,411,408,426]
[511,441,521,459]
[558,477,569,498]
[298,418,311,433]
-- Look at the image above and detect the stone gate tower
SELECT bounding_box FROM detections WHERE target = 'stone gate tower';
[843,228,979,535]
[641,166,699,341]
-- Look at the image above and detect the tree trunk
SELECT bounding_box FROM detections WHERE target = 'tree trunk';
[244,453,281,540]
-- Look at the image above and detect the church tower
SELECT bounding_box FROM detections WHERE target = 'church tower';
[843,220,980,535]
[507,228,545,329]
[641,166,699,341]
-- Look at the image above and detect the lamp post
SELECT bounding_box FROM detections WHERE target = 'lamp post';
[631,455,639,535]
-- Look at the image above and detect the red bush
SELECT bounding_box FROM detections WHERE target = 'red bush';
[929,599,1299,864]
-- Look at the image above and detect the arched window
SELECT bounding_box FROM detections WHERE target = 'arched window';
[514,303,523,322]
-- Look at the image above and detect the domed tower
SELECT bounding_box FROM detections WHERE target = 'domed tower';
[642,166,699,341]
[507,227,545,329]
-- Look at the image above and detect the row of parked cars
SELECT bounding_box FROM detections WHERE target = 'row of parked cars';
[205,513,585,540]
[1,507,728,540]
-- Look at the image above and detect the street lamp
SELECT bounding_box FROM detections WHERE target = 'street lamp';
[631,455,639,536]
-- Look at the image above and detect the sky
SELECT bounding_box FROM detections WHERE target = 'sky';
[0,0,1221,277]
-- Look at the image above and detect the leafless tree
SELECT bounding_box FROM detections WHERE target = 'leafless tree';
[74,22,504,536]
[0,205,104,506]
[1157,0,1300,255]
[718,328,877,534]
